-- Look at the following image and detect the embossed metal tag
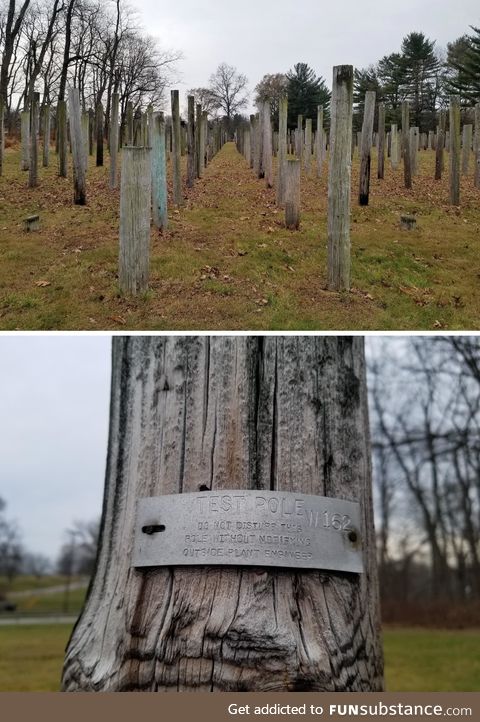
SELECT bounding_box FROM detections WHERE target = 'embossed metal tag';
[133,491,363,573]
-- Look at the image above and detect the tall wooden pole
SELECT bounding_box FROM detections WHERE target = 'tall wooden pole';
[29,94,39,188]
[96,101,104,167]
[119,147,152,294]
[390,124,399,171]
[276,96,288,206]
[328,66,353,292]
[62,336,384,692]
[58,100,68,178]
[358,91,376,205]
[171,90,183,206]
[435,109,446,181]
[109,93,119,190]
[187,95,196,189]
[402,101,412,189]
[285,159,301,230]
[316,105,324,177]
[20,110,30,171]
[377,103,385,180]
[449,96,461,206]
[304,118,313,174]
[262,100,273,189]
[462,124,472,176]
[68,87,86,205]
[151,112,168,231]
[42,104,51,168]
[474,103,480,189]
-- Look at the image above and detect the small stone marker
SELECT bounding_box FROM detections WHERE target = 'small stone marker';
[24,215,40,232]
[400,215,417,231]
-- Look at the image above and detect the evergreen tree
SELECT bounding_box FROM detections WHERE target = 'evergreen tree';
[286,63,330,129]
[399,32,441,130]
[377,53,405,125]
[446,27,480,104]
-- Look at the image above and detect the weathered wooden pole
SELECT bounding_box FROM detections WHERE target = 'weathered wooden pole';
[328,65,354,292]
[187,95,196,189]
[249,114,256,170]
[61,336,384,693]
[390,124,399,171]
[435,109,446,181]
[119,147,152,294]
[377,103,385,180]
[42,105,51,168]
[449,96,461,206]
[462,124,472,176]
[126,102,134,146]
[195,103,202,178]
[109,93,120,190]
[474,103,480,189]
[255,112,263,179]
[20,110,30,171]
[96,101,104,167]
[304,118,313,174]
[151,112,168,231]
[68,87,87,205]
[29,94,39,188]
[81,112,90,170]
[401,101,412,189]
[171,90,183,206]
[285,159,301,230]
[243,127,251,166]
[358,91,376,206]
[0,98,4,177]
[409,127,418,177]
[316,105,324,177]
[57,100,68,178]
[276,96,288,206]
[296,115,303,162]
[198,106,206,179]
[262,101,273,189]
[88,108,94,156]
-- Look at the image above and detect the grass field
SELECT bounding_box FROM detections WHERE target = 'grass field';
[0,575,84,593]
[0,624,479,691]
[1,142,479,331]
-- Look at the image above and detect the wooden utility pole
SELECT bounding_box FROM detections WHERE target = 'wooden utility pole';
[187,95,196,189]
[449,97,461,206]
[276,96,288,206]
[62,336,384,692]
[328,66,353,292]
[109,93,119,190]
[377,103,385,180]
[358,91,376,205]
[401,101,412,189]
[119,147,151,294]
[474,103,480,189]
[68,87,86,205]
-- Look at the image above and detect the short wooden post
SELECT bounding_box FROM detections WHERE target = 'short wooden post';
[109,93,119,190]
[402,101,412,189]
[29,94,39,188]
[119,147,152,294]
[435,110,446,181]
[42,105,51,168]
[262,100,273,188]
[474,103,480,189]
[21,110,30,171]
[152,112,168,231]
[449,96,461,206]
[285,159,301,230]
[304,118,313,174]
[96,101,104,167]
[126,102,134,146]
[187,95,196,189]
[68,87,87,205]
[390,124,399,170]
[317,105,324,177]
[57,100,68,178]
[328,65,353,292]
[276,96,288,206]
[462,124,472,175]
[358,90,376,205]
[377,102,385,179]
[171,90,183,206]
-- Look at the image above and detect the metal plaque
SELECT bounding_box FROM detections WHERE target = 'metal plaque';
[133,491,363,573]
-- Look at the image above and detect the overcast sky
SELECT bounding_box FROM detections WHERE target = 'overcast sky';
[135,0,479,110]
[0,335,406,562]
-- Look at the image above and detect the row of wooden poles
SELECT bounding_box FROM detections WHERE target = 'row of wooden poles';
[17,89,226,205]
[236,73,480,292]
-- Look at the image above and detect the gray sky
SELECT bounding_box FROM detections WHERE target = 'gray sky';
[136,0,479,110]
[0,337,111,560]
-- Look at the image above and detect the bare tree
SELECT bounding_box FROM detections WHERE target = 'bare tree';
[209,62,248,134]
[0,497,23,583]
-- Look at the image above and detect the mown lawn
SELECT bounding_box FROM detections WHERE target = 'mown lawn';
[0,625,479,691]
[0,142,479,331]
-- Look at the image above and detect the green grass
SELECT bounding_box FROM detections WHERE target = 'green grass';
[10,587,87,615]
[0,575,83,593]
[0,625,479,691]
[1,142,480,331]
